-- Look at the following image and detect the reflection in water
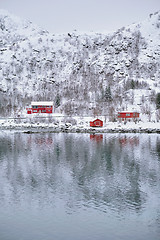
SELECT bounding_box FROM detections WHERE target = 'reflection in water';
[119,136,139,146]
[90,134,103,142]
[0,132,160,240]
[28,136,53,145]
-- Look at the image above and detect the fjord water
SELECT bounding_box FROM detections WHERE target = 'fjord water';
[0,132,160,240]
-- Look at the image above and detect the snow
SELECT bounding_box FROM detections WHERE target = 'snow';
[0,115,159,133]
[0,9,160,125]
[31,101,53,106]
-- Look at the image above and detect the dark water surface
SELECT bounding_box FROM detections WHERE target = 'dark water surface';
[0,131,160,240]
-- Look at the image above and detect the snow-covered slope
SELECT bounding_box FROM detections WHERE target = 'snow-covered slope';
[0,9,160,120]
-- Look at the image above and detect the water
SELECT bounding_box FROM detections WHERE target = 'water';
[0,131,160,240]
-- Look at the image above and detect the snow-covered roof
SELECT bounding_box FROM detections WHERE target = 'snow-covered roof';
[118,111,139,113]
[31,101,53,106]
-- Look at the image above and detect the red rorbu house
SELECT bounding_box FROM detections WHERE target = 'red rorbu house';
[27,101,53,114]
[118,112,139,121]
[90,118,103,127]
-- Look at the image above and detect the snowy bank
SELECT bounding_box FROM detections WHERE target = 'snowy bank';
[0,118,160,133]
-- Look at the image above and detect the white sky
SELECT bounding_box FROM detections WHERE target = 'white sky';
[0,0,160,34]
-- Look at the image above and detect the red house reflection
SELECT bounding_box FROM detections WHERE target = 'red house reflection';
[119,137,139,146]
[27,136,53,145]
[90,134,103,142]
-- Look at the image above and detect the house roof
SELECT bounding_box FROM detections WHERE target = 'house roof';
[31,101,53,106]
[118,111,139,113]
[93,118,103,122]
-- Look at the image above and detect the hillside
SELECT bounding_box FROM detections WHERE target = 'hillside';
[0,9,160,121]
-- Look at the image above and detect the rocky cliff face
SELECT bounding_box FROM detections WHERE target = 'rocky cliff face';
[0,9,160,119]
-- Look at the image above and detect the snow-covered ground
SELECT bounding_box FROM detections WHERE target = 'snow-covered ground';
[0,10,160,119]
[0,114,159,133]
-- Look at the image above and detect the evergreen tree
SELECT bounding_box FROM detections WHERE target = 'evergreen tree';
[156,93,160,109]
[104,86,112,102]
[131,80,135,89]
[55,94,61,108]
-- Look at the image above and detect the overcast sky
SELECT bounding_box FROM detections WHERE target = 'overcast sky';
[1,0,160,33]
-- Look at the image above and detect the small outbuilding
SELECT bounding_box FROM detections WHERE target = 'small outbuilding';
[90,118,103,127]
[26,108,32,114]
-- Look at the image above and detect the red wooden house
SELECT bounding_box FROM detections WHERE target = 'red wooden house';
[118,112,139,121]
[27,101,53,114]
[90,118,103,127]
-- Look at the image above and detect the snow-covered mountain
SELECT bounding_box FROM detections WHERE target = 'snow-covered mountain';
[0,9,160,120]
